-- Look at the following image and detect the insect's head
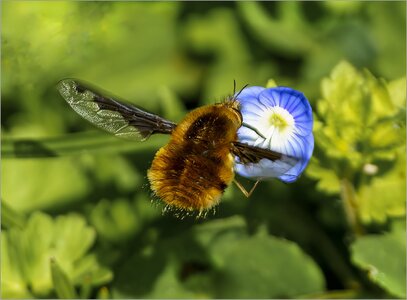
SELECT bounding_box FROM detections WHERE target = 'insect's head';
[222,81,249,126]
[220,97,243,126]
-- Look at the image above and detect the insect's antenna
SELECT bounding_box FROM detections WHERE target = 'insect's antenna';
[233,79,237,96]
[235,83,249,99]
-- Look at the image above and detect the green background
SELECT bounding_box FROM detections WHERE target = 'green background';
[2,1,406,299]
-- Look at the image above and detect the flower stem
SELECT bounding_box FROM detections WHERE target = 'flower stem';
[340,178,363,237]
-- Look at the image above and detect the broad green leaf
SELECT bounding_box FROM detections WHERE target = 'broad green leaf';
[351,230,406,298]
[210,230,326,298]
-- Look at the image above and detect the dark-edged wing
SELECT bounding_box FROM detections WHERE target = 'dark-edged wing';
[231,141,299,169]
[57,79,177,141]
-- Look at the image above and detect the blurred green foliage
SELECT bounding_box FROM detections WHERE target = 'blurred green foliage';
[1,1,406,299]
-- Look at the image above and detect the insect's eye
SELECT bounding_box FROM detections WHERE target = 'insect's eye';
[232,107,243,122]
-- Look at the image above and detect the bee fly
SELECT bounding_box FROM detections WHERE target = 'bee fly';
[57,79,298,216]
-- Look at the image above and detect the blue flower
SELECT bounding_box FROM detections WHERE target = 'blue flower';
[235,86,314,183]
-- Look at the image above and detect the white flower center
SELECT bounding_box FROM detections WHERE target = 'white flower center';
[249,106,296,151]
[266,106,294,134]
[242,105,297,153]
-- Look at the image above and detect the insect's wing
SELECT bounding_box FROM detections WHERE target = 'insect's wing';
[57,79,177,141]
[231,141,299,176]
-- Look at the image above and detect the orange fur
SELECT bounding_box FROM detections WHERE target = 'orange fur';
[147,103,241,213]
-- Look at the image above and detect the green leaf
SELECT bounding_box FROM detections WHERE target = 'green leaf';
[357,148,406,223]
[1,200,26,229]
[52,214,96,263]
[1,212,111,298]
[90,198,141,243]
[50,258,78,299]
[147,260,202,299]
[388,77,406,108]
[72,254,113,286]
[306,157,341,194]
[1,234,32,298]
[351,230,406,298]
[210,230,326,298]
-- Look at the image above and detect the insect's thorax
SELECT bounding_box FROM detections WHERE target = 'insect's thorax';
[172,104,242,149]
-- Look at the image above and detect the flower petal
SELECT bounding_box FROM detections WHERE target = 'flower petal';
[235,86,314,183]
[278,134,314,183]
[236,86,265,102]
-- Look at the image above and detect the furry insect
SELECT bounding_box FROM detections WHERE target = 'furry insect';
[57,79,298,216]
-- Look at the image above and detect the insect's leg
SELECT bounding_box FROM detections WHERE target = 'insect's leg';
[233,179,260,198]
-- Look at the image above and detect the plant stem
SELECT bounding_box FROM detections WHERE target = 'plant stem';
[340,178,363,237]
[1,132,169,159]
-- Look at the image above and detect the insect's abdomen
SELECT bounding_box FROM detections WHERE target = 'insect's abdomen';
[147,105,241,212]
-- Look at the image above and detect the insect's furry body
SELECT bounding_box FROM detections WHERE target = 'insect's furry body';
[148,104,241,212]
